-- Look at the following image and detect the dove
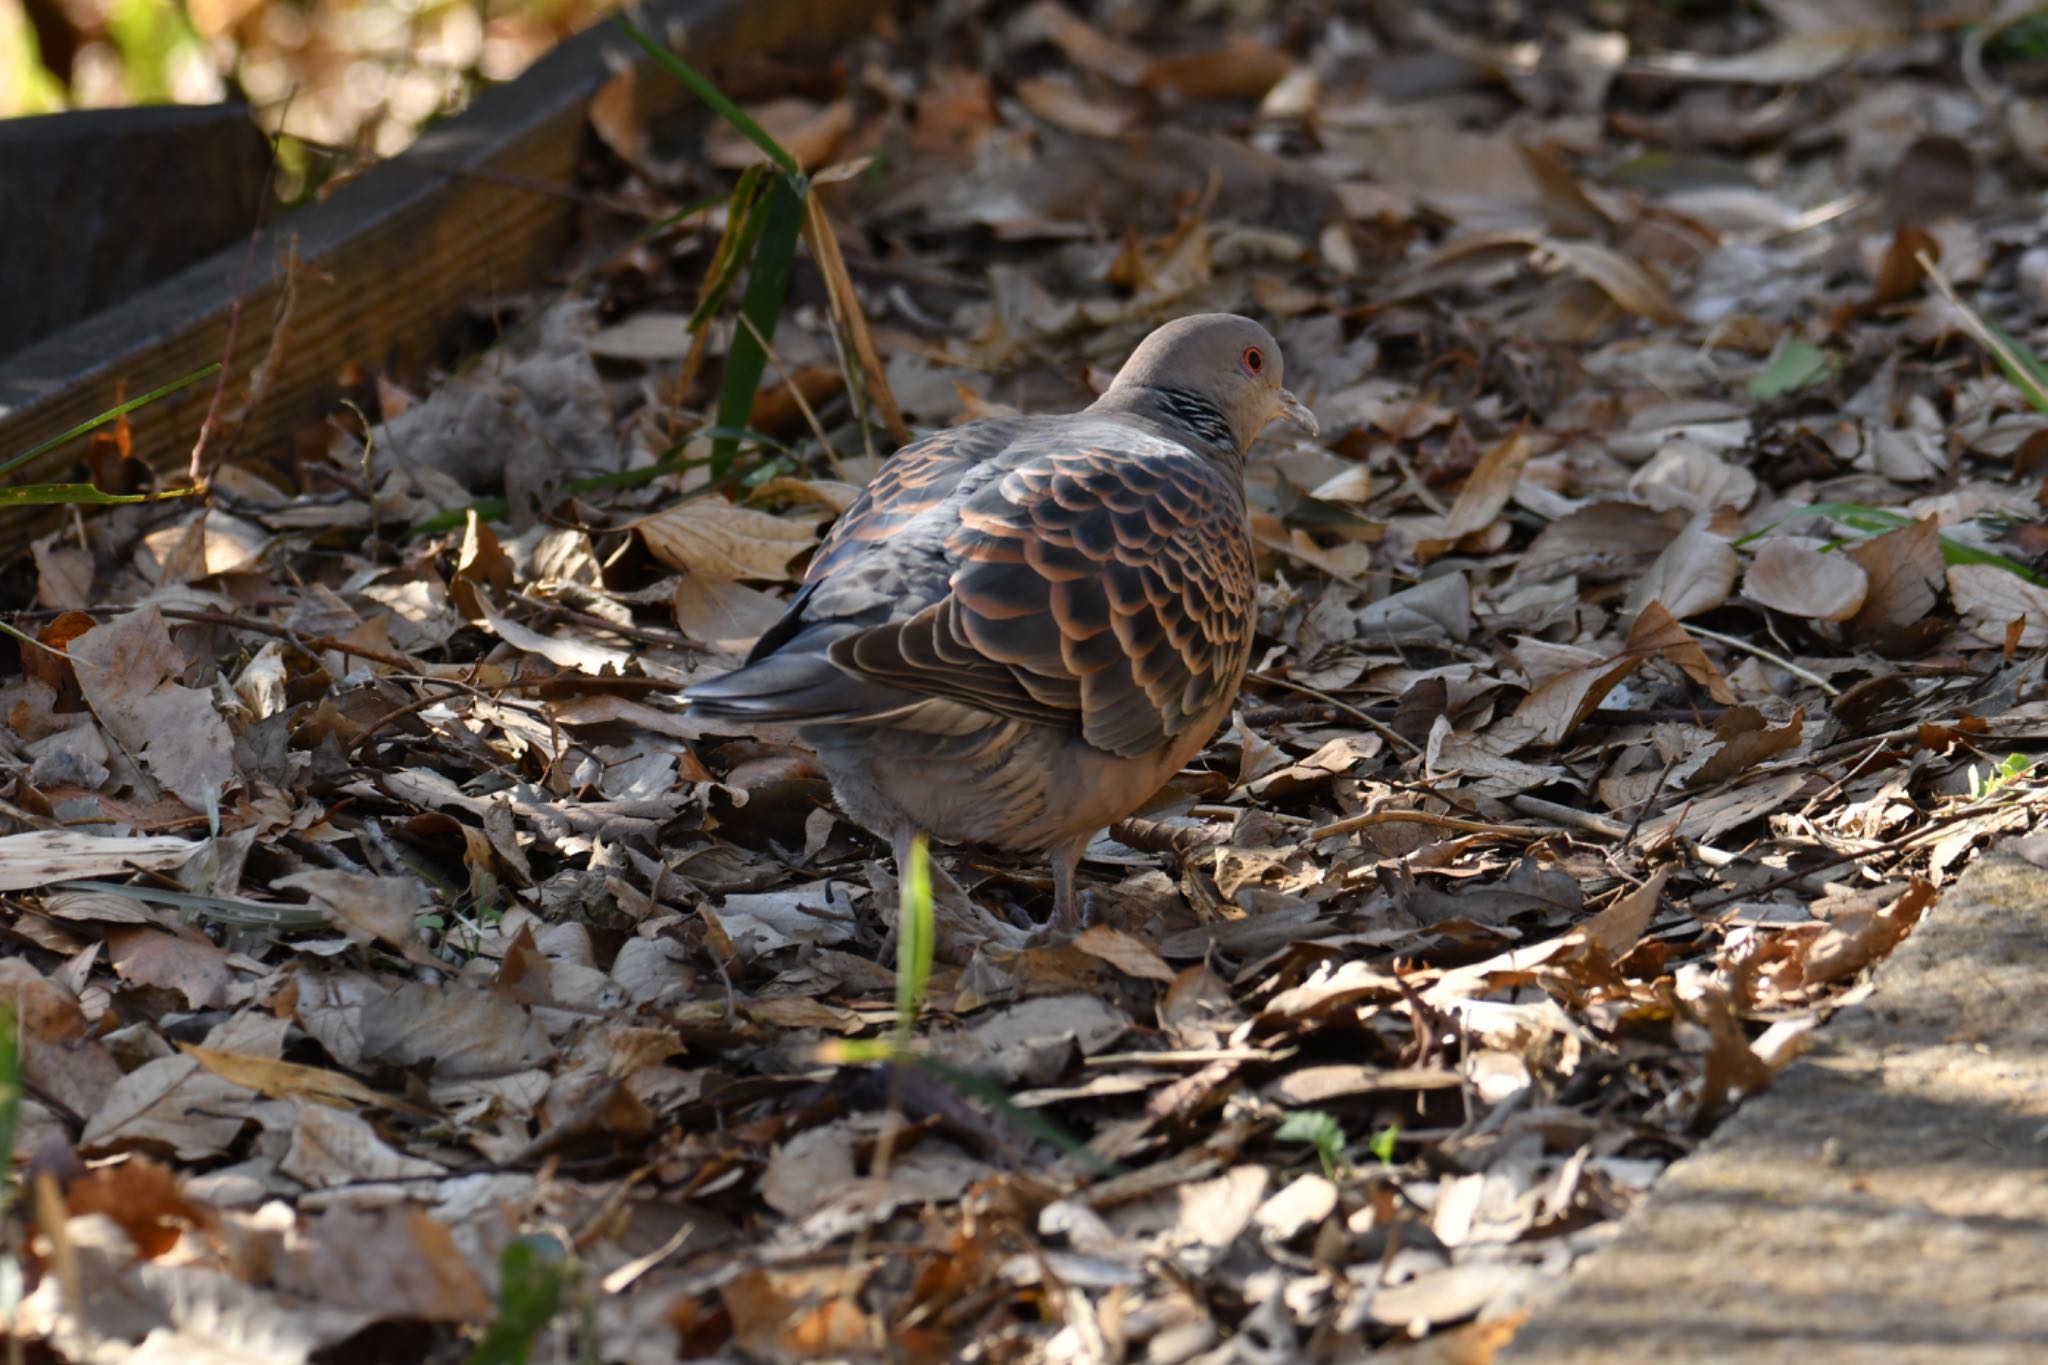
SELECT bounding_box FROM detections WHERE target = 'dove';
[686,313,1317,932]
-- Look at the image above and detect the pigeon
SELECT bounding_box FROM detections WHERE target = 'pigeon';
[686,314,1317,932]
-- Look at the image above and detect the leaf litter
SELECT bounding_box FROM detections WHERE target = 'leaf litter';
[5,0,2048,1360]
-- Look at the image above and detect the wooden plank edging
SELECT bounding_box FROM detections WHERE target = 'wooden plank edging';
[0,0,885,550]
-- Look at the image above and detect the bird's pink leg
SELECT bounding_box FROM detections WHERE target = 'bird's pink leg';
[1047,838,1089,934]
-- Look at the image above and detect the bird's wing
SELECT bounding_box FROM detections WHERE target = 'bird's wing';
[803,419,1023,585]
[832,437,1256,759]
[684,418,1023,721]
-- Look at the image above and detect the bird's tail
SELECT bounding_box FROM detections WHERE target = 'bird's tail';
[683,652,907,724]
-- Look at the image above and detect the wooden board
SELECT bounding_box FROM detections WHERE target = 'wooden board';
[0,0,884,552]
[0,104,270,358]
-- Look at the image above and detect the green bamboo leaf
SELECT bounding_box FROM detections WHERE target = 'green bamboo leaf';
[609,17,801,176]
[0,362,221,480]
[713,173,804,477]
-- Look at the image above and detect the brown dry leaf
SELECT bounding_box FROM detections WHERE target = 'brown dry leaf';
[32,533,93,609]
[1539,239,1686,325]
[1628,601,1737,704]
[180,1043,404,1111]
[1638,25,1902,83]
[82,1022,285,1161]
[1803,880,1935,987]
[1846,516,1944,641]
[1694,707,1805,785]
[586,65,643,167]
[450,510,514,620]
[64,1157,212,1261]
[358,980,554,1079]
[724,1266,876,1365]
[1743,538,1869,621]
[0,959,123,1123]
[1073,924,1176,982]
[635,499,821,582]
[672,572,789,650]
[1569,868,1671,961]
[273,869,438,967]
[1514,652,1642,747]
[1416,427,1533,563]
[1013,74,1132,137]
[67,606,236,812]
[476,598,633,676]
[1626,515,1739,620]
[704,97,854,171]
[1947,564,2048,646]
[279,1102,446,1186]
[276,1205,494,1323]
[909,67,998,155]
[105,925,234,1010]
[1011,0,1150,85]
[1144,34,1291,102]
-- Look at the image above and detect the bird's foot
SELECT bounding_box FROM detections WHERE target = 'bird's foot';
[1031,888,1097,945]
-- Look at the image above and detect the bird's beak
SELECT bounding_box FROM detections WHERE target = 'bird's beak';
[1276,389,1319,438]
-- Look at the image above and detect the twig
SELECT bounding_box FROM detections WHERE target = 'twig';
[1307,808,1543,842]
[1685,622,1840,697]
[734,310,842,472]
[189,94,290,485]
[1247,671,1421,755]
[1507,794,1628,840]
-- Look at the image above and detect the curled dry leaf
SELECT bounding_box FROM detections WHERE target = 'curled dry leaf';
[1627,515,1739,620]
[635,499,822,582]
[1947,563,2048,646]
[1846,516,1944,641]
[1743,538,1869,621]
[1415,428,1533,563]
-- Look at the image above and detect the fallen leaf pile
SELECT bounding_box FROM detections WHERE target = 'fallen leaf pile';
[5,0,2048,1359]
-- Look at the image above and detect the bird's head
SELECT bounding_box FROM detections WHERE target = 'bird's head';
[1100,313,1319,458]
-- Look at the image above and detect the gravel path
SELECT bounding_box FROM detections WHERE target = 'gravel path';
[1502,839,2048,1364]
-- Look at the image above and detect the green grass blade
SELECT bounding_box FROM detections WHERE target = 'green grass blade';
[609,16,800,176]
[713,173,804,478]
[688,166,771,332]
[0,1006,17,1211]
[1916,247,2048,417]
[468,1234,568,1365]
[0,362,221,480]
[1736,502,2048,586]
[1980,313,2048,416]
[404,429,791,536]
[908,1055,1120,1176]
[59,879,334,929]
[0,483,198,507]
[896,833,935,1036]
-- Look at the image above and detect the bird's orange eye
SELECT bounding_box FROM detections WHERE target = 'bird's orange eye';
[1242,346,1264,374]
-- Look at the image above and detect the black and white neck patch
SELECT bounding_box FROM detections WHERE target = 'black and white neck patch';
[1145,386,1237,452]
